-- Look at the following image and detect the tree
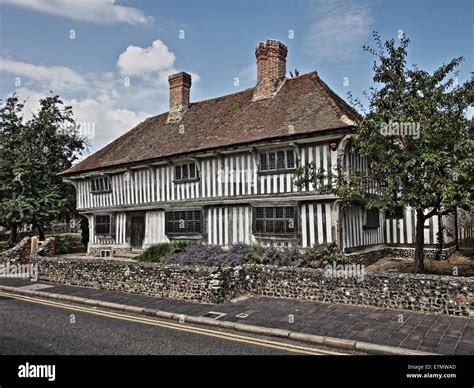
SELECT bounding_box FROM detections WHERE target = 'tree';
[0,95,25,244]
[0,94,86,243]
[294,32,473,273]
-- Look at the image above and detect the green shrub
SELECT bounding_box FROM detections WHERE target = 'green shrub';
[303,242,346,268]
[137,241,197,262]
[0,241,10,252]
[228,243,266,265]
[169,244,229,266]
[136,241,344,268]
[54,234,86,254]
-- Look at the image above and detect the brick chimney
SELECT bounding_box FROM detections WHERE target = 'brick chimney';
[253,39,288,101]
[168,71,191,122]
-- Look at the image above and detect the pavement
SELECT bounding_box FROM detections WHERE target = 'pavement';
[1,294,340,355]
[0,277,472,355]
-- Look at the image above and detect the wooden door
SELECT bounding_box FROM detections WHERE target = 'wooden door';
[130,216,145,250]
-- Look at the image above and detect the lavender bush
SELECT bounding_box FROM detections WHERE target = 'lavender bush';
[137,241,343,268]
[169,244,240,266]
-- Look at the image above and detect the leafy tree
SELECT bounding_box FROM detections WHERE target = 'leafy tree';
[295,32,473,273]
[0,94,86,243]
[0,95,25,244]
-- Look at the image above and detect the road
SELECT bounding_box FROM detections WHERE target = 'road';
[0,292,346,355]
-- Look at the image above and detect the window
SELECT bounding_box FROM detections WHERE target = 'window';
[259,149,296,173]
[175,162,197,182]
[364,208,380,228]
[277,151,285,169]
[91,176,111,194]
[386,206,404,219]
[95,215,112,235]
[268,152,276,170]
[254,207,297,235]
[286,151,295,168]
[100,249,111,258]
[165,210,202,234]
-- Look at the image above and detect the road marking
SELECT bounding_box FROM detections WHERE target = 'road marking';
[0,291,346,355]
[17,283,53,291]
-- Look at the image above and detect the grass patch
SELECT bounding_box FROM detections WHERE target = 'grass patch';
[460,247,474,259]
[396,252,474,277]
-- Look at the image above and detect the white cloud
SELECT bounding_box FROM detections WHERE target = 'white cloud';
[15,87,150,153]
[66,94,150,151]
[0,57,86,91]
[306,0,373,63]
[238,63,256,84]
[1,39,201,153]
[117,40,176,77]
[6,0,152,25]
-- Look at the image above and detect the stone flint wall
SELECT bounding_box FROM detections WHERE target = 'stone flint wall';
[33,256,231,303]
[242,265,472,317]
[387,245,457,260]
[35,237,55,257]
[0,236,56,264]
[32,256,473,316]
[0,237,31,264]
[344,245,457,265]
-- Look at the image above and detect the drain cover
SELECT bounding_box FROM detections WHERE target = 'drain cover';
[201,311,227,320]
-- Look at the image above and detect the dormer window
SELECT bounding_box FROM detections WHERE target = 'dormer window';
[174,162,198,183]
[259,149,296,173]
[91,176,112,194]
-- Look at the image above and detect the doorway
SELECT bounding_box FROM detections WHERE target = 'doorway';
[130,215,145,250]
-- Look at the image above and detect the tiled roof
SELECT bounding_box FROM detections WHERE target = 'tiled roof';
[61,71,359,175]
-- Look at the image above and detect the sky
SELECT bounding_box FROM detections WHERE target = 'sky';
[0,0,472,156]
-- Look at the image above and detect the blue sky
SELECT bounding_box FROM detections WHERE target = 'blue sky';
[0,0,472,154]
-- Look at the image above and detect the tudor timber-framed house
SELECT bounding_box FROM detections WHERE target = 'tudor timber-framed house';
[60,39,455,258]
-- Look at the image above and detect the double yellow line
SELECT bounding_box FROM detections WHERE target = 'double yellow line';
[0,291,345,355]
